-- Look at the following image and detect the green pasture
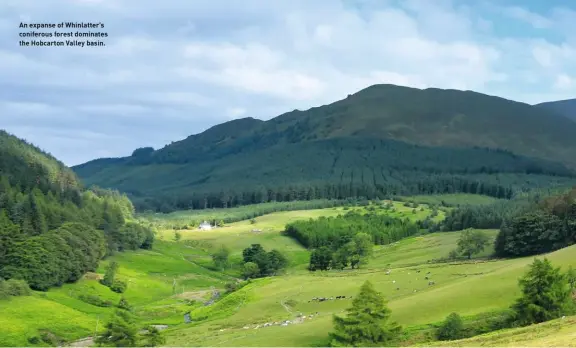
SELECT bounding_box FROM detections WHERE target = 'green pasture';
[431,315,576,347]
[163,241,576,347]
[1,195,572,347]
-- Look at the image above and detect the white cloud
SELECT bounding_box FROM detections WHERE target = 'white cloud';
[501,6,552,29]
[226,107,247,118]
[554,74,574,90]
[0,0,575,165]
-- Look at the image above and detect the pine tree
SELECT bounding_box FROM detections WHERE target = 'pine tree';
[511,258,574,326]
[27,193,47,235]
[0,211,20,269]
[329,280,401,347]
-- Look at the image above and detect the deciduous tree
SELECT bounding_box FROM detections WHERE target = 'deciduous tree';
[457,229,490,259]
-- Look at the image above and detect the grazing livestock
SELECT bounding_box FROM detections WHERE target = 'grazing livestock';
[428,281,435,286]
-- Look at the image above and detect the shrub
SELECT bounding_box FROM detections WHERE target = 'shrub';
[79,294,113,307]
[1,279,32,297]
[436,312,464,340]
[117,297,132,311]
[225,281,248,293]
[27,336,40,344]
[39,330,62,346]
[110,280,128,293]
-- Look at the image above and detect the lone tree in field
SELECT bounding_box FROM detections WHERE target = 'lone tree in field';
[511,258,574,326]
[329,280,401,347]
[212,245,230,270]
[456,229,490,259]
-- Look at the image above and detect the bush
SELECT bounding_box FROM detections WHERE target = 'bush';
[117,297,132,311]
[436,312,464,340]
[39,330,63,346]
[79,294,113,307]
[0,279,32,297]
[225,281,248,293]
[27,336,40,344]
[110,280,128,293]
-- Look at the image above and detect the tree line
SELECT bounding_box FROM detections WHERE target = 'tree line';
[284,211,419,271]
[89,134,576,214]
[440,187,576,259]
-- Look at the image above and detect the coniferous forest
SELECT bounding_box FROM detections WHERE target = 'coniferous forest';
[73,85,576,213]
[0,130,154,291]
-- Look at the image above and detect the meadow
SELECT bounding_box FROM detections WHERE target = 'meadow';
[162,240,576,347]
[431,315,576,346]
[0,194,573,347]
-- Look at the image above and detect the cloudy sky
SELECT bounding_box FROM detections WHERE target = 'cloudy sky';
[1,0,575,166]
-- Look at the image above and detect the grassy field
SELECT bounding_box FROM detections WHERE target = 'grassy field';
[0,240,233,346]
[431,315,576,347]
[1,195,573,347]
[139,200,344,228]
[157,201,445,272]
[163,241,576,347]
[0,199,444,346]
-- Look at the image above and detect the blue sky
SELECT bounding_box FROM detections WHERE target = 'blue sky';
[0,0,574,165]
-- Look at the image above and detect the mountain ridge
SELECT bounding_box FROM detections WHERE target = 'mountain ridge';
[536,98,576,122]
[72,84,576,212]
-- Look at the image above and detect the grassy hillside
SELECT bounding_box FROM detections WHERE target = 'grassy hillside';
[0,240,233,346]
[1,197,573,347]
[73,85,576,212]
[161,235,576,347]
[0,199,440,345]
[431,315,576,346]
[537,98,576,122]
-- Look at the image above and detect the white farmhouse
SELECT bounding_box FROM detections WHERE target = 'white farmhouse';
[198,221,212,231]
